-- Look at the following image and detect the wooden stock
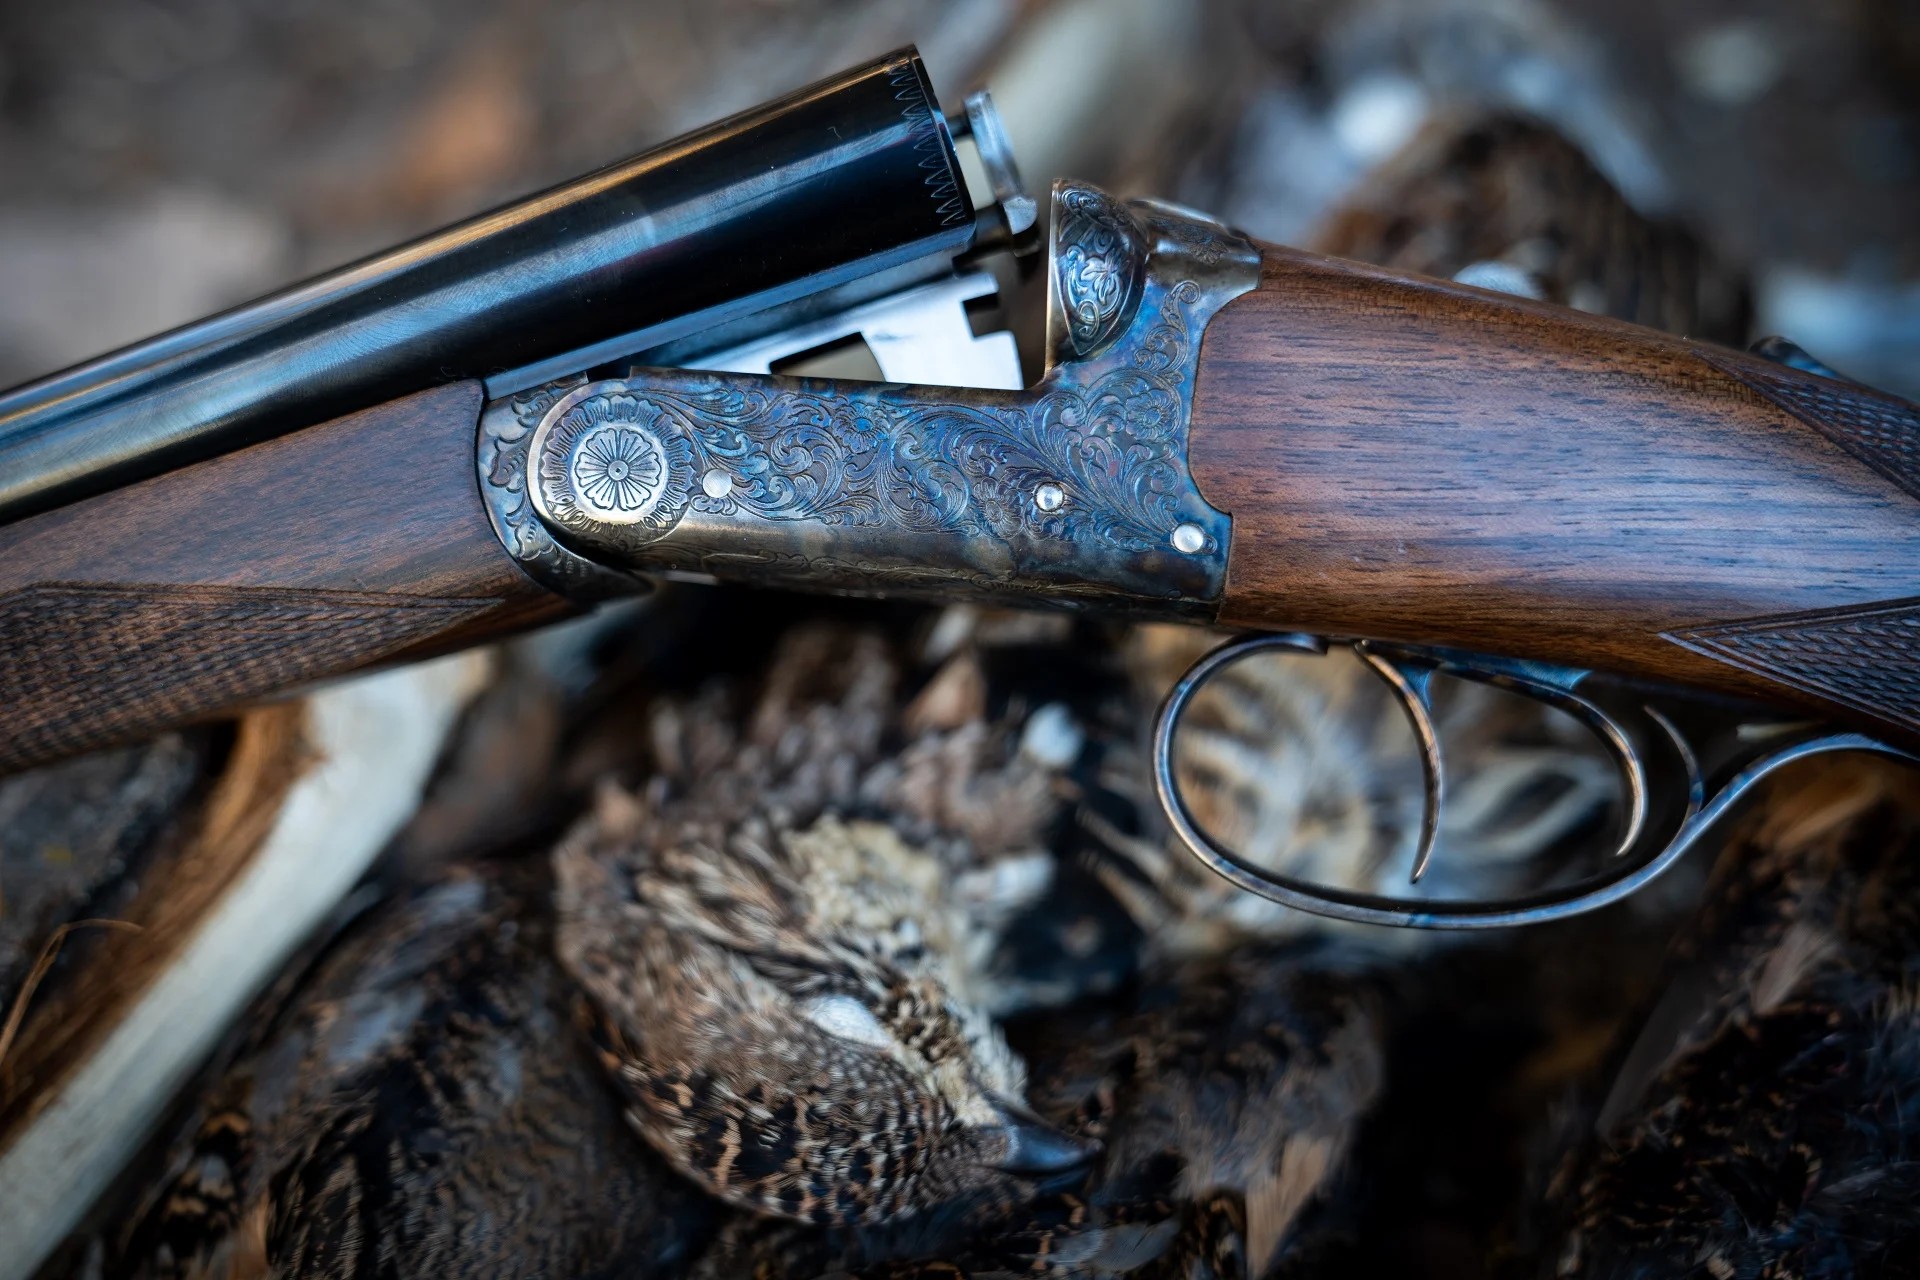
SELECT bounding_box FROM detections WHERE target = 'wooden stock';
[8,245,1919,770]
[0,382,571,773]
[1189,245,1920,743]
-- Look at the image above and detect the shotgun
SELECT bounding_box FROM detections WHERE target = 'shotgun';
[2,48,1915,927]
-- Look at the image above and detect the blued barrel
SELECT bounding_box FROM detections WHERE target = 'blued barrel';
[0,47,972,521]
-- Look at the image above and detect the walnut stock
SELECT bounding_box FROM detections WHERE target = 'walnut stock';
[0,383,570,773]
[1189,244,1920,744]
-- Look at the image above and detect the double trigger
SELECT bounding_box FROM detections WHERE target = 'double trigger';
[1153,633,1916,928]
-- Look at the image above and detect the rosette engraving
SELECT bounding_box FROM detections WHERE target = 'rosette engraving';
[475,376,645,599]
[532,389,695,549]
[572,426,665,518]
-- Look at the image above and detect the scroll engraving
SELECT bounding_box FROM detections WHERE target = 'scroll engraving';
[475,376,643,600]
[520,188,1257,610]
[1667,598,1920,735]
[1051,184,1146,359]
[496,182,1256,611]
[540,286,1210,554]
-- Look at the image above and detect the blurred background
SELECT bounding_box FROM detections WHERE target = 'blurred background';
[0,0,1915,398]
[3,7,1918,1275]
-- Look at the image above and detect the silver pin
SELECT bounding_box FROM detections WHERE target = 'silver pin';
[1034,481,1065,512]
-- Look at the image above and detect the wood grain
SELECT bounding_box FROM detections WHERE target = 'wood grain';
[0,382,570,772]
[1188,244,1920,741]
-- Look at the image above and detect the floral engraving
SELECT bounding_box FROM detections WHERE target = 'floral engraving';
[475,374,643,600]
[508,180,1258,609]
[571,425,665,518]
[484,379,571,557]
[1054,185,1145,357]
[541,282,1205,557]
[535,391,695,543]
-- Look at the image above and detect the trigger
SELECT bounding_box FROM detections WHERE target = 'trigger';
[1354,644,1446,885]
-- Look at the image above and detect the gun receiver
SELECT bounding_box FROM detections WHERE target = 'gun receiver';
[0,51,1916,925]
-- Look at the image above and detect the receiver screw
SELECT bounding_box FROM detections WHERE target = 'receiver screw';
[1034,482,1065,512]
[1171,523,1207,554]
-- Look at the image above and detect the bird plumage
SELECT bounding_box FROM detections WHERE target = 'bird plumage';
[1107,625,1621,955]
[683,941,1385,1280]
[101,863,719,1280]
[554,622,1086,1232]
[1545,762,1920,1279]
[1018,945,1386,1278]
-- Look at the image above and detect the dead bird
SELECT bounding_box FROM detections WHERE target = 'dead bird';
[753,1193,1251,1280]
[1014,944,1386,1279]
[1542,761,1920,1279]
[93,863,718,1280]
[1077,110,1757,1280]
[554,622,1096,1239]
[684,942,1383,1280]
[0,732,207,1023]
[1095,113,1748,954]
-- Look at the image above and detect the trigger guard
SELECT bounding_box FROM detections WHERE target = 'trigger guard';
[1151,632,1918,929]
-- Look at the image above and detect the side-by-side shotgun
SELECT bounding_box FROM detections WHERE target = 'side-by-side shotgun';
[2,49,1915,926]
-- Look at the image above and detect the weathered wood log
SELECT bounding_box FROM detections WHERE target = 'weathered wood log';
[0,656,489,1280]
